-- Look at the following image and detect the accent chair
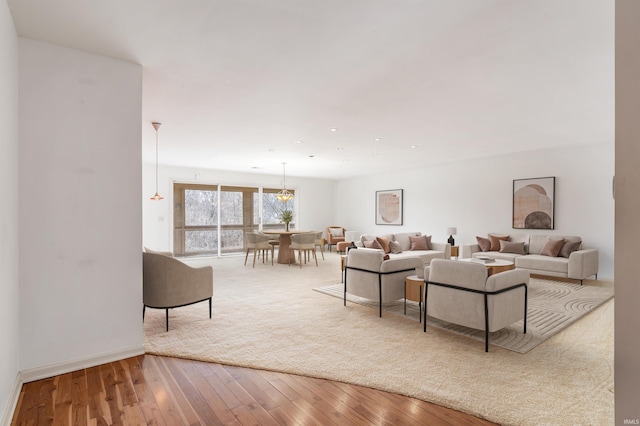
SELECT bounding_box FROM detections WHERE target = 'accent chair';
[325,226,346,252]
[143,252,213,331]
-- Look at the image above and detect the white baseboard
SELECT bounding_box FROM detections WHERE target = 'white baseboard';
[1,373,23,426]
[20,345,145,384]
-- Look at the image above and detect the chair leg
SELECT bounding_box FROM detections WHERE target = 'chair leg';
[253,249,258,268]
[319,245,324,260]
[313,249,318,266]
[244,249,250,265]
[143,305,146,321]
[165,308,169,332]
[209,298,212,319]
[299,249,302,268]
[271,246,274,265]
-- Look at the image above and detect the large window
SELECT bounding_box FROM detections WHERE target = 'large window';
[174,183,295,256]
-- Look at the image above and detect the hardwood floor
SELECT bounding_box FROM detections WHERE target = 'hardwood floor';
[12,355,497,425]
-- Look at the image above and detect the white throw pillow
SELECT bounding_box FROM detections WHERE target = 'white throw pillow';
[329,228,344,237]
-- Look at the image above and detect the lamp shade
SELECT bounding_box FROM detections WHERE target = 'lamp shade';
[446,227,457,236]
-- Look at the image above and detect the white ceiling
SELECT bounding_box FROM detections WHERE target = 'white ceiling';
[8,0,614,180]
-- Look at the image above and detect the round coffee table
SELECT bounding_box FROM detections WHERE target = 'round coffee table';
[459,258,515,276]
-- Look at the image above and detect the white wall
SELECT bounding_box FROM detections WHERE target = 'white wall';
[143,164,337,252]
[336,143,614,279]
[0,2,20,423]
[18,39,144,372]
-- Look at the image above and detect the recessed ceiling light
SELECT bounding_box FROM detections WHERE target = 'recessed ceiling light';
[410,145,418,149]
[337,147,345,151]
[372,152,380,156]
[330,128,338,132]
[294,140,303,144]
[268,148,275,152]
[309,155,315,158]
[374,138,381,142]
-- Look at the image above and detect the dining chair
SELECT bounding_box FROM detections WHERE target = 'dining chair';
[245,232,274,267]
[289,232,318,268]
[313,231,325,260]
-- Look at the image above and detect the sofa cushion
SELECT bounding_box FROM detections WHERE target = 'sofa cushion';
[394,232,422,251]
[489,235,510,251]
[515,255,569,274]
[389,241,403,254]
[559,237,582,258]
[364,239,383,250]
[499,240,526,255]
[329,228,344,237]
[540,238,565,257]
[410,235,431,250]
[376,237,391,253]
[476,236,491,252]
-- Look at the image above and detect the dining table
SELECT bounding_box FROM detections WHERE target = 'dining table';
[261,230,311,264]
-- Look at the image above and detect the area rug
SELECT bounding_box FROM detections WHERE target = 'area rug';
[313,277,614,354]
[144,254,614,426]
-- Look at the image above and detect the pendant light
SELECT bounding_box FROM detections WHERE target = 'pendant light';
[276,162,293,202]
[150,122,164,201]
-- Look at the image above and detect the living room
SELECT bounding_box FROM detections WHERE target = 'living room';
[2,1,639,425]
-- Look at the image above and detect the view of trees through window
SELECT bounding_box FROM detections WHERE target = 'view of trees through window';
[174,183,295,256]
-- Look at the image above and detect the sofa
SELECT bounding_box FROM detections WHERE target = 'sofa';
[461,233,598,284]
[358,231,451,268]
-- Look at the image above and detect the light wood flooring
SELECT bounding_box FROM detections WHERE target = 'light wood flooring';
[12,354,497,425]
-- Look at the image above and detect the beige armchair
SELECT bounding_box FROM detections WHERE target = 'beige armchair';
[325,226,346,252]
[344,248,422,317]
[143,252,213,331]
[423,259,529,352]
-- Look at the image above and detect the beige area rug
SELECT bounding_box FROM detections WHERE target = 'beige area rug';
[314,277,614,354]
[144,253,614,426]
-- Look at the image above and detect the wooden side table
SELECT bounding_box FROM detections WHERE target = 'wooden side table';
[405,275,424,322]
[450,245,459,259]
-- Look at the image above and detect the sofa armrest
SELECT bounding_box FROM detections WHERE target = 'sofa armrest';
[430,242,451,258]
[486,269,530,293]
[568,249,599,280]
[380,256,423,274]
[461,244,480,259]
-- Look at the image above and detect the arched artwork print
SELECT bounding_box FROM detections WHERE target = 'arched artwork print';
[512,177,555,229]
[376,189,403,225]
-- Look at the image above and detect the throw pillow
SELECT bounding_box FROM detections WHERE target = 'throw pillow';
[540,238,565,257]
[389,240,403,254]
[489,235,510,251]
[409,235,431,250]
[499,240,526,255]
[364,240,383,250]
[329,228,344,237]
[476,236,491,252]
[376,237,391,254]
[559,239,582,258]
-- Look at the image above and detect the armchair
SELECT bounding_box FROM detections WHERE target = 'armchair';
[423,259,529,352]
[325,226,346,252]
[344,248,422,317]
[143,252,213,331]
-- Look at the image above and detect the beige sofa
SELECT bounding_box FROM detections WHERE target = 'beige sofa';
[461,233,598,284]
[358,231,451,267]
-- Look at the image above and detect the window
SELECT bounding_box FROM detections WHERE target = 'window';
[173,183,294,256]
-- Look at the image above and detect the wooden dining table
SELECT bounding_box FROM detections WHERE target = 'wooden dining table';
[261,230,311,264]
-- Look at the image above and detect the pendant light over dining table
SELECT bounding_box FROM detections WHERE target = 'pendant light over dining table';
[276,162,293,202]
[150,122,164,201]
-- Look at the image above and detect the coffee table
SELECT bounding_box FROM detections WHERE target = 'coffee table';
[459,258,515,276]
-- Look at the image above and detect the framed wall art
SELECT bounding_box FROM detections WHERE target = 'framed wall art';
[376,189,403,225]
[513,177,555,229]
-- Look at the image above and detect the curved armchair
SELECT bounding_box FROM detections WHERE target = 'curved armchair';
[313,231,325,260]
[344,248,422,317]
[423,259,529,351]
[325,226,346,252]
[143,252,213,331]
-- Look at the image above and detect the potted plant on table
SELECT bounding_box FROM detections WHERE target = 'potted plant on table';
[280,209,293,231]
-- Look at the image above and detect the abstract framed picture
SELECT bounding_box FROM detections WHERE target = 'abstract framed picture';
[513,177,555,229]
[376,189,403,225]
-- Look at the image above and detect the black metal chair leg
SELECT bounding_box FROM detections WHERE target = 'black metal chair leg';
[165,308,169,332]
[143,305,146,321]
[209,298,212,318]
